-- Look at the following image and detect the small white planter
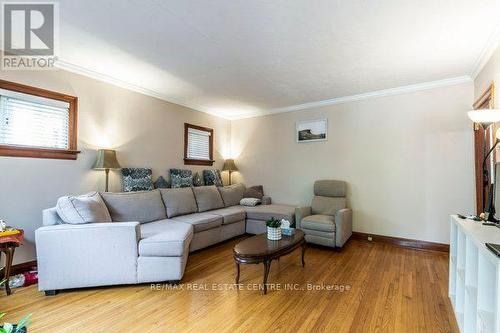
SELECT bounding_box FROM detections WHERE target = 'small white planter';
[267,226,282,240]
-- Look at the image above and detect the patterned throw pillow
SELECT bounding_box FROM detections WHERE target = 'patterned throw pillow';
[192,172,204,187]
[122,168,154,192]
[170,169,193,188]
[203,169,223,187]
[154,176,170,189]
[240,198,261,207]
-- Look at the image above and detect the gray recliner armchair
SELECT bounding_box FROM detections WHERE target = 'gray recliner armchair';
[295,180,352,249]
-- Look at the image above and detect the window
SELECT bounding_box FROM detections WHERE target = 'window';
[0,79,78,160]
[184,123,214,166]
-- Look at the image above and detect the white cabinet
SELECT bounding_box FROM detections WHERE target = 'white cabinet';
[449,215,500,333]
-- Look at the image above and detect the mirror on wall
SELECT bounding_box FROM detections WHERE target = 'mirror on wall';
[473,83,496,215]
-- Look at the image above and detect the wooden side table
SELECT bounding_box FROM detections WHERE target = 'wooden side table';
[0,229,24,296]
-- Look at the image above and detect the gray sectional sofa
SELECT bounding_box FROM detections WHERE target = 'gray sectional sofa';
[36,184,296,294]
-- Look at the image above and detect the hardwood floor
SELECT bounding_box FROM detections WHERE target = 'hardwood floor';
[1,238,458,333]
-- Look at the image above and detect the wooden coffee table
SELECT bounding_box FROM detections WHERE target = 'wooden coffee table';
[233,229,306,294]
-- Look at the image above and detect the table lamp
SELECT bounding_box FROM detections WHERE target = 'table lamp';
[93,149,121,192]
[222,159,238,185]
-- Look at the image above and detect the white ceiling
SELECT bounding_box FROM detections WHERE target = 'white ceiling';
[54,0,500,119]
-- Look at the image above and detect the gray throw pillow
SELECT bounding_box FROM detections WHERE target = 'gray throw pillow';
[122,168,154,192]
[192,172,204,187]
[240,198,261,207]
[56,192,112,224]
[160,188,198,218]
[154,176,170,189]
[170,168,193,188]
[243,185,264,200]
[218,183,246,207]
[193,185,224,212]
[203,169,223,187]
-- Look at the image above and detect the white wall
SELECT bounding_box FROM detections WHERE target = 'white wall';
[231,82,475,244]
[474,44,500,101]
[0,69,230,264]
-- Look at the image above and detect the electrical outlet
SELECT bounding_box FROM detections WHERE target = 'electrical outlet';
[367,236,373,241]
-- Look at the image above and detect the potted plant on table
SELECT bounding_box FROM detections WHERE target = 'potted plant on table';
[266,217,282,240]
[0,280,31,333]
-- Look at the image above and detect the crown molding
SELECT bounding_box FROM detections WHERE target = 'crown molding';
[470,23,500,79]
[54,59,233,120]
[233,75,472,119]
[55,60,471,121]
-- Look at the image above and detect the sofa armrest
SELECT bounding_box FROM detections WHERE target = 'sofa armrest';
[261,195,272,205]
[295,206,312,229]
[335,208,352,247]
[35,222,140,291]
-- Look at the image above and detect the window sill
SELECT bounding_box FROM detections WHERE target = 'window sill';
[184,158,214,166]
[0,145,81,160]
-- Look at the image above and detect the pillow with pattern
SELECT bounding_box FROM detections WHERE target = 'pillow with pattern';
[170,168,193,188]
[154,176,170,189]
[192,172,204,187]
[203,169,223,187]
[122,168,154,192]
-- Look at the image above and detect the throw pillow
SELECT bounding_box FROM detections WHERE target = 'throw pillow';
[122,168,154,192]
[56,192,112,224]
[192,185,224,212]
[192,172,204,187]
[243,185,264,200]
[240,198,261,207]
[170,168,193,188]
[203,169,223,187]
[218,183,246,207]
[154,176,170,189]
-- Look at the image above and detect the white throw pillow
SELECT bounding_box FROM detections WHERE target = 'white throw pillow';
[56,192,112,224]
[239,198,261,207]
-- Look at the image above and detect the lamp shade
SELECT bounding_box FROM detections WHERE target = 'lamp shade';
[92,149,121,170]
[467,109,500,126]
[222,159,238,172]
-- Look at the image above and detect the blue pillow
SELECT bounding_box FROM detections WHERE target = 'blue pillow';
[154,176,170,189]
[192,172,204,187]
[122,168,154,192]
[170,169,193,188]
[203,169,223,187]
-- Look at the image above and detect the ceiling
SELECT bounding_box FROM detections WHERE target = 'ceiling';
[53,1,500,118]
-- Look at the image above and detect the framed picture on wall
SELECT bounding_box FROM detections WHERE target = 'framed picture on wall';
[296,119,328,143]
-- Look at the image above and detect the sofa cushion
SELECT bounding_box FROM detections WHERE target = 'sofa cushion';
[101,190,166,223]
[218,184,246,207]
[171,213,222,232]
[314,180,346,197]
[193,186,224,212]
[311,196,346,215]
[122,168,154,192]
[139,220,193,257]
[160,188,198,218]
[301,214,335,233]
[243,204,295,224]
[170,169,193,188]
[56,192,111,224]
[209,206,246,225]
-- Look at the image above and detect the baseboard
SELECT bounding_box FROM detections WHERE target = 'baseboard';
[352,232,449,252]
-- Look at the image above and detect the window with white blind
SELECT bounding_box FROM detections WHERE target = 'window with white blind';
[184,123,214,166]
[0,80,79,160]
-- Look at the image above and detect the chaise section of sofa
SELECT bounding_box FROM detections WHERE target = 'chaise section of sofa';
[36,183,300,293]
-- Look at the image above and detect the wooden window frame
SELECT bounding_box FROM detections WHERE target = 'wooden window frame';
[184,123,214,166]
[0,79,79,160]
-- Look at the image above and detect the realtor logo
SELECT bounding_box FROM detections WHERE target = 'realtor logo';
[2,2,58,69]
